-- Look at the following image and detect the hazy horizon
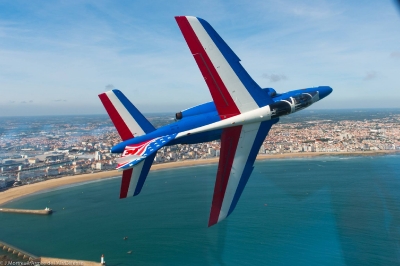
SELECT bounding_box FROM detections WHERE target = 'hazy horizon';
[0,107,399,118]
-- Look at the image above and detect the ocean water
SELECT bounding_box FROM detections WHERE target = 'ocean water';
[0,154,399,266]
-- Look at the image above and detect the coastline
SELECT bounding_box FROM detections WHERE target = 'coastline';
[0,150,397,206]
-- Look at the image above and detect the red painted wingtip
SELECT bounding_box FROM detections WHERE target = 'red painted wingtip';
[175,16,186,24]
[119,169,133,198]
[208,218,216,227]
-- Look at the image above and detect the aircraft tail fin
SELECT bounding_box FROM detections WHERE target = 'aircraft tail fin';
[99,89,156,141]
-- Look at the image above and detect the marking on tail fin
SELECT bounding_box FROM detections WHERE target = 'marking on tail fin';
[99,93,134,141]
[116,134,177,171]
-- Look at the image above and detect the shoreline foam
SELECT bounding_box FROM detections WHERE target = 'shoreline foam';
[0,150,397,206]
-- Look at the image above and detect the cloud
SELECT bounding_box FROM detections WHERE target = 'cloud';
[9,101,15,104]
[21,101,27,104]
[363,71,377,81]
[262,73,288,83]
[0,1,399,113]
[105,84,114,90]
[390,52,400,59]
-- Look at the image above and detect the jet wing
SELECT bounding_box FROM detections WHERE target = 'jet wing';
[175,16,274,119]
[208,120,276,226]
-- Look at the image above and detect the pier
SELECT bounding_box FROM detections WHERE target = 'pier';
[0,207,52,215]
[41,257,103,266]
[1,241,103,265]
[0,241,38,261]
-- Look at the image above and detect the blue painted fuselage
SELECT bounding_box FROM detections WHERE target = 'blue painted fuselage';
[111,86,332,153]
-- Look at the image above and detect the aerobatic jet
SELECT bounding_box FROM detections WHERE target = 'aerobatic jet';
[99,16,332,227]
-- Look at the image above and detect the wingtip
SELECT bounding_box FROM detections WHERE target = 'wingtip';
[175,16,202,21]
[208,214,220,227]
[175,15,187,21]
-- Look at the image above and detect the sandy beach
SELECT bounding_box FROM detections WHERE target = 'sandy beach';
[0,150,397,206]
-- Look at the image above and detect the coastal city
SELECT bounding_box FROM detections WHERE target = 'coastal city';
[0,110,399,189]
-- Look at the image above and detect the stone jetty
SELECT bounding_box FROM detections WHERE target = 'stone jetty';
[0,207,52,215]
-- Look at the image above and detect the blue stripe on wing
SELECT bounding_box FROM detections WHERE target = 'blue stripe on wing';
[227,119,278,216]
[197,18,274,108]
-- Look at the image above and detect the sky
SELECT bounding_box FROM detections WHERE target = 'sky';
[0,0,399,116]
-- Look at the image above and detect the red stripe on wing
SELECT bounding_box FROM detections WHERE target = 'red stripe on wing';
[99,93,134,141]
[175,16,240,119]
[208,126,242,226]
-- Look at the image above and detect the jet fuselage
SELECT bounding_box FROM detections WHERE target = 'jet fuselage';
[111,86,332,153]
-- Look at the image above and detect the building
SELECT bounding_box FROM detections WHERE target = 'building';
[28,158,39,164]
[0,179,5,189]
[1,158,28,166]
[94,151,101,161]
[74,166,83,174]
[95,163,103,170]
[46,167,59,177]
[0,177,15,188]
[18,170,45,181]
[36,153,65,163]
[208,148,216,156]
[259,145,266,154]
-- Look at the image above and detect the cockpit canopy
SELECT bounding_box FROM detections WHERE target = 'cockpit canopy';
[262,88,280,98]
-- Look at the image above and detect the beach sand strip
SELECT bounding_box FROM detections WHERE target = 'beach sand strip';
[0,150,397,206]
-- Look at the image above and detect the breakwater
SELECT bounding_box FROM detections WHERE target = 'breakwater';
[41,257,103,266]
[0,241,103,265]
[0,207,52,215]
[0,241,38,261]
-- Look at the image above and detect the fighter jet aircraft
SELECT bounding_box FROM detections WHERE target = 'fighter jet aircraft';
[99,16,332,227]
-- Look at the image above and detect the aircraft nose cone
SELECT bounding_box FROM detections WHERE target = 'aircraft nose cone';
[319,86,333,100]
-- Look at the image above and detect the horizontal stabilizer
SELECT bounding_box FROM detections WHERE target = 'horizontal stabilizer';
[116,156,146,171]
[116,134,177,171]
[116,155,145,165]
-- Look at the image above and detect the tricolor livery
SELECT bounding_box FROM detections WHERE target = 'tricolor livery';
[99,16,332,226]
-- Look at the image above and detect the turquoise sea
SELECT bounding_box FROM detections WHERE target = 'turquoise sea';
[0,154,399,266]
